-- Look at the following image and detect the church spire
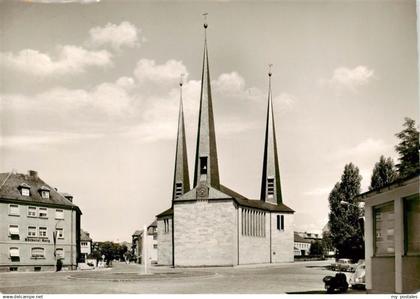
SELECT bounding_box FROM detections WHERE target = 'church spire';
[260,65,283,204]
[172,75,190,200]
[193,15,220,189]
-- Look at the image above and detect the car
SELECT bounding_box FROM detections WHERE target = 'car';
[349,261,366,289]
[331,258,353,272]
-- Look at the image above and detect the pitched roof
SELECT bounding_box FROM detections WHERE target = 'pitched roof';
[80,229,92,241]
[294,232,312,243]
[148,220,157,228]
[132,230,143,236]
[220,185,294,213]
[0,171,80,211]
[156,207,173,218]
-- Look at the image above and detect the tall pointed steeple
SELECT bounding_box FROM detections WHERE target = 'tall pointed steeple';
[193,16,220,189]
[260,66,283,204]
[172,75,190,200]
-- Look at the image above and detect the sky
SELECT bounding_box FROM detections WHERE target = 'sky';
[0,0,418,242]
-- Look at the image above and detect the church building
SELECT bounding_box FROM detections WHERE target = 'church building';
[156,21,295,267]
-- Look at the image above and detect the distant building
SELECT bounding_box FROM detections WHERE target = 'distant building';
[294,232,312,256]
[356,175,419,294]
[80,230,92,262]
[131,230,142,263]
[131,220,158,264]
[0,170,82,272]
[296,231,322,243]
[156,22,295,267]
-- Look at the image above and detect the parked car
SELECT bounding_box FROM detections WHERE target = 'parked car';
[349,261,366,289]
[331,258,353,272]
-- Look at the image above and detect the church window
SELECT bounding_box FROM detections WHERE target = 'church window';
[277,215,284,231]
[241,209,266,238]
[163,219,170,233]
[175,182,183,198]
[200,157,208,175]
[267,178,275,199]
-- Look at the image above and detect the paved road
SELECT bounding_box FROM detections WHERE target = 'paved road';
[0,260,366,294]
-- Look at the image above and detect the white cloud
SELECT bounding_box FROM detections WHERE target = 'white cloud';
[0,45,112,77]
[322,65,374,92]
[333,138,392,160]
[0,76,136,117]
[89,21,142,50]
[212,72,245,94]
[134,59,188,84]
[303,187,332,196]
[0,131,102,150]
[274,93,297,110]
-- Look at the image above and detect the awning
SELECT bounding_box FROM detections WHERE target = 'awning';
[9,226,19,235]
[10,248,20,257]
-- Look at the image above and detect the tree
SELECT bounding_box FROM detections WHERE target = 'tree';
[321,231,334,255]
[328,163,364,261]
[369,155,398,190]
[310,240,324,256]
[395,117,419,179]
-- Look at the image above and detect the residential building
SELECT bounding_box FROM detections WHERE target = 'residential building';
[356,175,419,293]
[156,21,295,267]
[131,230,142,263]
[294,232,312,256]
[131,221,158,264]
[0,170,82,272]
[80,229,92,262]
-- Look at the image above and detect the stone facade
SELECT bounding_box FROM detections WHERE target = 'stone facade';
[237,208,269,265]
[174,200,236,266]
[157,217,173,265]
[270,213,294,263]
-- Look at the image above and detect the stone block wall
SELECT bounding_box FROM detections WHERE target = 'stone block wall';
[271,212,294,263]
[174,200,236,266]
[157,217,172,265]
[238,207,270,264]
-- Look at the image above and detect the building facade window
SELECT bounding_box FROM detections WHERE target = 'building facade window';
[56,228,64,239]
[31,247,45,259]
[404,196,420,254]
[55,209,64,220]
[28,206,37,217]
[39,207,48,218]
[164,219,170,233]
[28,226,36,237]
[9,204,19,216]
[21,188,30,196]
[56,248,64,259]
[9,225,19,239]
[9,247,20,261]
[153,244,158,249]
[39,227,47,237]
[374,202,395,256]
[277,215,284,231]
[241,208,265,237]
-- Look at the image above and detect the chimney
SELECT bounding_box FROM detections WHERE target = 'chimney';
[28,170,38,178]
